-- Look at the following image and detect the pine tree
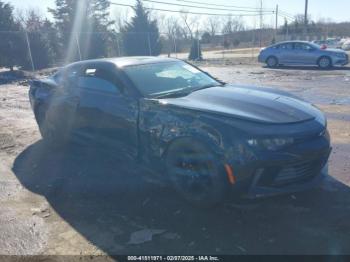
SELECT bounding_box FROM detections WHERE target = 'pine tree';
[48,0,77,49]
[48,0,113,61]
[20,10,57,70]
[0,1,26,70]
[42,19,61,63]
[122,0,161,56]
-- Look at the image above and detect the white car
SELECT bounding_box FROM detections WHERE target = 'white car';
[342,40,350,51]
[312,38,342,49]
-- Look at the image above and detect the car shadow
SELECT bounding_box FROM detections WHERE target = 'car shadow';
[12,140,350,255]
[263,65,350,71]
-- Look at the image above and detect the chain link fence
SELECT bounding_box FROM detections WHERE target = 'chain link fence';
[0,30,346,71]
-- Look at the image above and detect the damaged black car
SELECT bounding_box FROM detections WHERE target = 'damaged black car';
[29,57,331,207]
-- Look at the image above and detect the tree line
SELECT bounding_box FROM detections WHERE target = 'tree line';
[0,0,349,71]
[0,0,252,70]
[0,0,166,71]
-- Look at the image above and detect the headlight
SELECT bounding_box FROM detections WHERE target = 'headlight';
[247,137,294,151]
[335,53,346,58]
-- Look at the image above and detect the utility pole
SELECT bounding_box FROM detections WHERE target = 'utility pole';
[304,0,309,39]
[24,31,35,71]
[259,0,263,47]
[275,4,279,40]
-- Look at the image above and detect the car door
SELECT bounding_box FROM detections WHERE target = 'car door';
[44,64,82,136]
[75,63,139,157]
[293,42,318,65]
[277,43,295,64]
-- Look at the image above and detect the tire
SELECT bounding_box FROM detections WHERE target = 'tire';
[318,56,332,69]
[165,138,229,208]
[35,105,68,149]
[266,56,278,68]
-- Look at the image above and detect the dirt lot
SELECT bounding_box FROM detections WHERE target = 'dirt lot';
[1,61,350,256]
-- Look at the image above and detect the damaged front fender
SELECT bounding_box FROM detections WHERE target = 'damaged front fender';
[138,99,253,170]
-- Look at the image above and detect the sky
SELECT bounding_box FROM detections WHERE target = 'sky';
[8,0,350,30]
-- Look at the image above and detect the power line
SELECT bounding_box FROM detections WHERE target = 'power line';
[280,12,294,19]
[278,14,294,22]
[175,0,274,11]
[279,10,295,19]
[110,2,275,16]
[278,13,294,20]
[279,13,295,21]
[141,0,273,13]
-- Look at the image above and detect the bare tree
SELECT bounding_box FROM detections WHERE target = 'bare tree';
[15,8,44,28]
[113,8,129,33]
[206,16,221,37]
[221,15,244,35]
[180,10,199,39]
[164,17,176,38]
[156,13,167,34]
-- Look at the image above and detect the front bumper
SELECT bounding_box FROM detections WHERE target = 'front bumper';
[229,134,331,198]
[333,55,349,66]
[246,152,330,199]
[257,54,265,63]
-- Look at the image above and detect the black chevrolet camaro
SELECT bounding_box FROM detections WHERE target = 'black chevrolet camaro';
[29,57,331,207]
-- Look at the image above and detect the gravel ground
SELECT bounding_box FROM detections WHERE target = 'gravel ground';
[1,61,350,257]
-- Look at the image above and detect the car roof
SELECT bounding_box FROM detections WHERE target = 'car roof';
[274,41,311,45]
[66,56,180,69]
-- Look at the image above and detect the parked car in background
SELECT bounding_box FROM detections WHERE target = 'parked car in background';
[258,41,349,69]
[29,57,331,207]
[312,38,342,49]
[342,40,350,51]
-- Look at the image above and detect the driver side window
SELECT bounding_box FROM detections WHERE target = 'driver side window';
[78,67,120,94]
[61,65,80,88]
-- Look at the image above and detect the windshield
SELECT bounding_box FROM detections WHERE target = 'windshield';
[123,61,221,97]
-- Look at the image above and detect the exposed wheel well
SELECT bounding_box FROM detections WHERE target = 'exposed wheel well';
[163,136,230,207]
[162,136,220,161]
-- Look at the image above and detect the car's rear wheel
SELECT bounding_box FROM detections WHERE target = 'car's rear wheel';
[318,56,332,69]
[266,56,278,68]
[165,138,229,208]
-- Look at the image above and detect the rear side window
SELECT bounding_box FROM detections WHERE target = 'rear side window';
[78,67,119,93]
[279,43,293,50]
[294,43,313,51]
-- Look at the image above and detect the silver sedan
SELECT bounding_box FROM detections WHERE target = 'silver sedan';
[258,41,349,69]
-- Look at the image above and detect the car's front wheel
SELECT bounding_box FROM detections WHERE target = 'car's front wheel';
[318,56,332,69]
[266,56,279,68]
[165,138,229,208]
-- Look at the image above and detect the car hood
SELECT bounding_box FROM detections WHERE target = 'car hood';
[324,48,346,54]
[159,85,321,124]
